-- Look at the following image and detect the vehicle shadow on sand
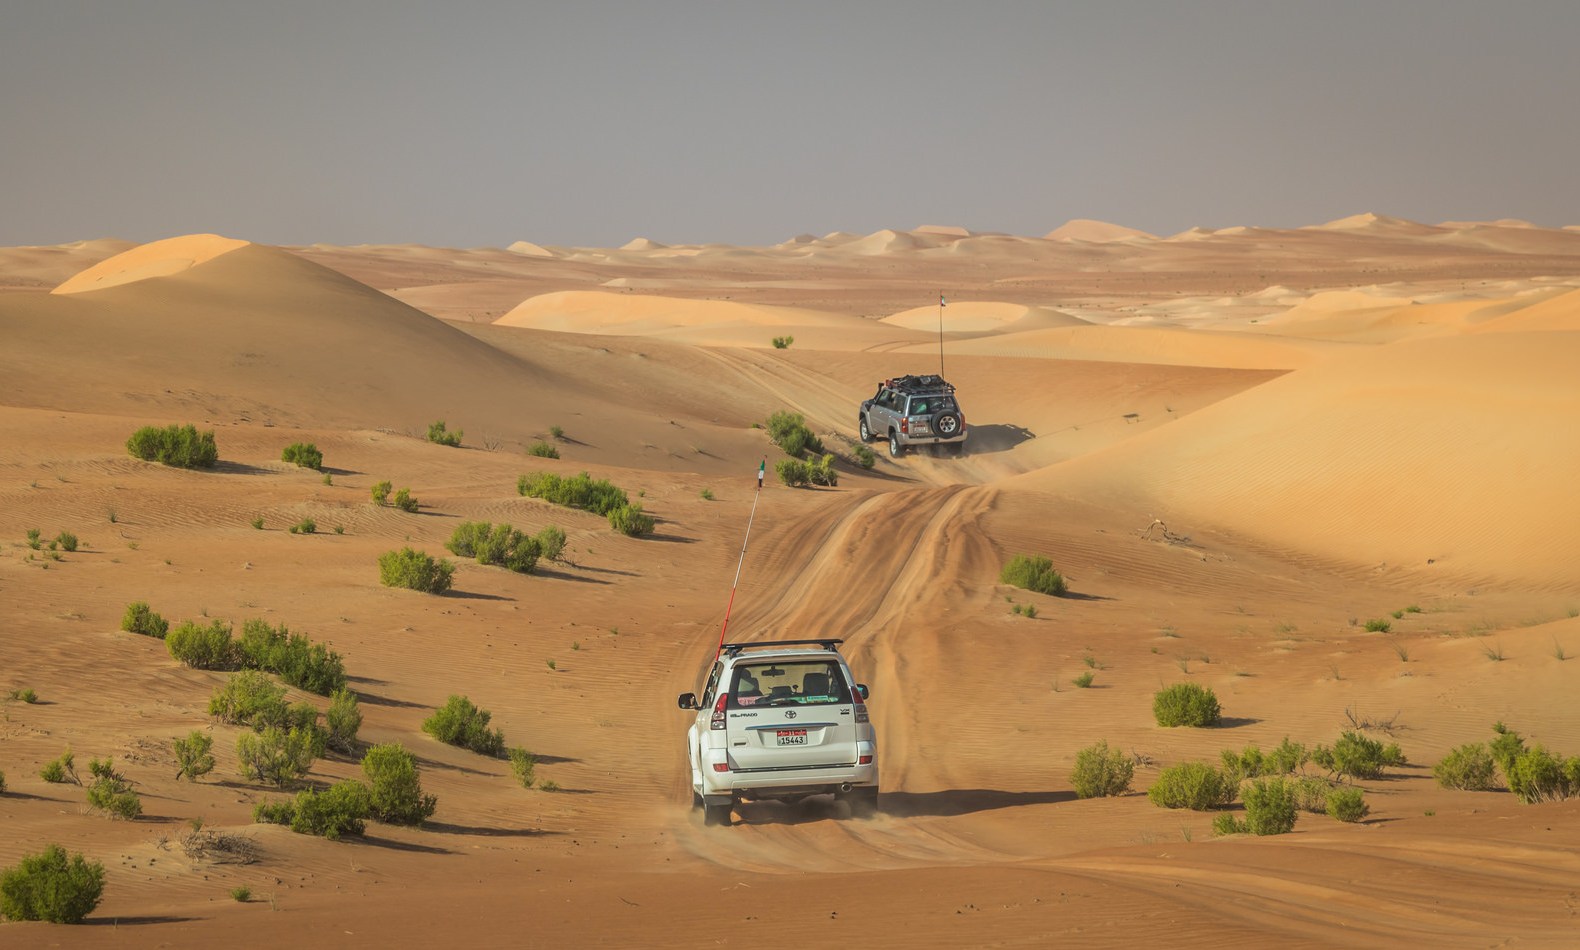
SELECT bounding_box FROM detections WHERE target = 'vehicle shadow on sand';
[733,788,1075,826]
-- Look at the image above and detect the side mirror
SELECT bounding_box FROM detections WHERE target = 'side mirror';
[678,692,698,710]
[856,684,870,700]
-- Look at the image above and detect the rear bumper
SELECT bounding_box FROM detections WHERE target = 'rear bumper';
[701,742,877,796]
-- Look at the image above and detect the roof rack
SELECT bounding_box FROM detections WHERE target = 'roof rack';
[721,639,843,656]
[884,374,955,395]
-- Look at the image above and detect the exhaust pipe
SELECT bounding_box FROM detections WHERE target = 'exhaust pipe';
[839,783,853,793]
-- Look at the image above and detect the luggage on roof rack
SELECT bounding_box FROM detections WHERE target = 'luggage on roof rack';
[885,374,955,394]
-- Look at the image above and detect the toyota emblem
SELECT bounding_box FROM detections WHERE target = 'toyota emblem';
[784,710,797,719]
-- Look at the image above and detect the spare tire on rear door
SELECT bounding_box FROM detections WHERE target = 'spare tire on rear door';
[932,411,962,438]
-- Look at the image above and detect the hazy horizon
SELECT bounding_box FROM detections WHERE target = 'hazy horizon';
[5,1,1579,248]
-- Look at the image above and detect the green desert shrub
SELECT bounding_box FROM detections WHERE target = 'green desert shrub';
[85,758,141,820]
[808,453,838,486]
[766,410,822,458]
[288,518,317,535]
[236,619,346,695]
[508,747,538,789]
[517,471,629,516]
[534,525,567,563]
[9,687,38,704]
[25,528,42,549]
[446,521,541,573]
[121,601,169,639]
[1434,742,1498,790]
[526,440,560,459]
[208,670,289,728]
[608,503,655,537]
[281,442,323,470]
[378,548,454,594]
[1240,777,1298,835]
[1311,731,1405,781]
[852,443,876,469]
[361,742,437,824]
[1071,740,1135,799]
[1505,746,1580,804]
[173,731,216,782]
[1363,618,1392,633]
[166,619,239,670]
[39,749,76,785]
[0,844,105,923]
[252,799,296,826]
[1290,775,1335,812]
[0,769,6,794]
[775,457,811,487]
[289,781,372,839]
[326,687,362,753]
[771,335,794,349]
[1325,786,1370,822]
[1489,721,1527,778]
[371,480,392,505]
[55,531,78,552]
[999,554,1066,596]
[392,487,419,512]
[236,726,317,788]
[1153,682,1221,728]
[427,420,462,447]
[126,423,218,468]
[422,695,505,757]
[1147,762,1237,811]
[231,886,250,902]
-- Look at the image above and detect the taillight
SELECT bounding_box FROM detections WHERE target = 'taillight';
[710,693,728,730]
[859,754,873,765]
[853,691,869,724]
[712,762,731,772]
[900,418,910,434]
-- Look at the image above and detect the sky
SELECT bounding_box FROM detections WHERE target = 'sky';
[4,1,1579,248]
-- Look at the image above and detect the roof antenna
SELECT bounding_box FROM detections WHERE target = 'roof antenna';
[938,291,947,378]
[713,458,766,659]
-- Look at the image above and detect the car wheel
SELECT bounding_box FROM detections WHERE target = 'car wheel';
[888,430,904,458]
[859,415,873,443]
[933,412,961,438]
[844,786,880,819]
[703,798,733,827]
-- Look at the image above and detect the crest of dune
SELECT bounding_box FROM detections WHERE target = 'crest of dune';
[914,224,972,238]
[1308,212,1442,236]
[1043,219,1156,242]
[51,233,250,294]
[495,290,851,334]
[507,240,555,258]
[620,237,667,251]
[882,301,1089,333]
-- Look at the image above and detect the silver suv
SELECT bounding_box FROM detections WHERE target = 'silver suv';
[859,374,967,457]
[677,639,878,826]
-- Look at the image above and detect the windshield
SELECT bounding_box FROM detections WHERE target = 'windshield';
[728,660,850,708]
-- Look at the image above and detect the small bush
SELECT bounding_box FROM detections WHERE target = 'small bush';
[0,844,105,923]
[166,619,238,670]
[549,425,565,440]
[534,525,567,563]
[423,695,505,757]
[526,441,560,459]
[1071,741,1134,798]
[250,516,264,530]
[326,688,362,753]
[1212,813,1247,836]
[775,457,811,487]
[427,420,462,447]
[1325,786,1369,822]
[808,453,838,487]
[771,335,794,349]
[173,731,216,782]
[1505,746,1579,804]
[1153,682,1221,728]
[518,471,629,516]
[290,780,372,839]
[999,555,1067,596]
[252,799,296,825]
[126,423,218,468]
[371,480,392,505]
[1490,721,1527,780]
[508,747,538,789]
[1312,731,1405,781]
[85,758,141,819]
[1434,742,1497,790]
[766,411,823,458]
[853,444,876,469]
[447,521,540,573]
[56,531,78,552]
[236,726,316,788]
[392,488,419,512]
[1072,671,1095,688]
[121,601,169,639]
[236,619,347,695]
[361,743,437,824]
[209,670,289,728]
[281,443,323,470]
[378,548,454,594]
[1291,775,1334,812]
[608,503,655,537]
[1363,618,1391,633]
[25,528,41,549]
[231,886,251,902]
[288,518,317,535]
[1241,777,1298,835]
[1148,762,1236,810]
[9,687,38,704]
[40,749,76,785]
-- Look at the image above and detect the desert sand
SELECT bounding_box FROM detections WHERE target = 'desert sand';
[2,217,1579,948]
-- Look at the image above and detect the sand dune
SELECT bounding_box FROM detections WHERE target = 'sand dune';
[1045,219,1157,242]
[3,218,1580,949]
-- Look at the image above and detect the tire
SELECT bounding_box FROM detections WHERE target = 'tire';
[691,790,704,811]
[844,786,880,819]
[932,412,962,438]
[859,415,874,443]
[888,430,905,458]
[703,798,733,826]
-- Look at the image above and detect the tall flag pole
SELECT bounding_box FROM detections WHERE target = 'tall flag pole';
[938,292,947,378]
[714,458,767,658]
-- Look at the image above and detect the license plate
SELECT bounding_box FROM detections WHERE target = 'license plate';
[776,729,807,746]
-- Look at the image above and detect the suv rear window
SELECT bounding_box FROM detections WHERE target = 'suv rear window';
[908,395,957,415]
[728,660,850,708]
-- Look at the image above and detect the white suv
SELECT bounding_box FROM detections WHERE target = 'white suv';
[677,639,878,826]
